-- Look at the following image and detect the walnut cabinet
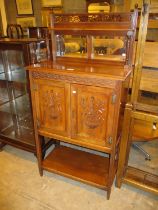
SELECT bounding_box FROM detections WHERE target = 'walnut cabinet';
[27,11,137,199]
[27,62,131,199]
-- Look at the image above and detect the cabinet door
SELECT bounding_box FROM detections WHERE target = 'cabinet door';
[34,79,70,137]
[71,84,117,147]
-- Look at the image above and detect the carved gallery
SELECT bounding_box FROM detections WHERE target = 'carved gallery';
[0,0,158,209]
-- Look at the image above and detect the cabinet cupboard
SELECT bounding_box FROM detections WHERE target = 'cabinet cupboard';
[28,62,131,199]
[27,11,137,199]
[33,73,119,151]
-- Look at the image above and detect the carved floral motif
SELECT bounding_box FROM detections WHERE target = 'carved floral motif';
[81,96,106,129]
[42,89,62,121]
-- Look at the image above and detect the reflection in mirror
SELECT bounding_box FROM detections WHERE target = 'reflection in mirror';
[55,35,87,58]
[92,36,126,61]
[137,68,158,106]
[55,34,127,61]
[128,118,158,176]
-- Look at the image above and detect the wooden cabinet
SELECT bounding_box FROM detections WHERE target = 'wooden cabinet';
[28,62,130,199]
[27,11,137,199]
[33,74,119,151]
[0,38,52,154]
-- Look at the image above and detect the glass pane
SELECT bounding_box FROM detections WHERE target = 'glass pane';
[127,14,158,191]
[92,36,126,61]
[0,94,34,144]
[128,119,158,176]
[0,51,9,104]
[0,49,34,145]
[36,41,48,62]
[137,20,158,105]
[55,35,87,58]
[2,50,26,99]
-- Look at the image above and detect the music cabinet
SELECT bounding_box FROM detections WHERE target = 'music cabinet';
[26,11,137,199]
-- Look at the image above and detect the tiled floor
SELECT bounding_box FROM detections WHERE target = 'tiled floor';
[0,145,158,210]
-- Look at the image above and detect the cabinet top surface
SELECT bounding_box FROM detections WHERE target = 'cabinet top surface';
[0,38,45,44]
[27,60,132,81]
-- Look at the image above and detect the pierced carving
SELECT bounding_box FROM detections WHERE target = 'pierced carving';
[32,72,116,88]
[54,13,132,24]
[43,89,62,120]
[81,96,106,129]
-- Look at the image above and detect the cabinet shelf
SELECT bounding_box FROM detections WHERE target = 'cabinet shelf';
[43,145,112,189]
[124,166,158,195]
[0,69,26,83]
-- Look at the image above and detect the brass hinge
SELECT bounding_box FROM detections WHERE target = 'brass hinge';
[111,94,117,104]
[36,119,40,128]
[32,83,38,91]
[108,136,113,145]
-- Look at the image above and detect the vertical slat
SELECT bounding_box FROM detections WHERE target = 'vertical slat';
[131,1,150,102]
[29,72,43,175]
[116,103,133,188]
[50,14,56,61]
[87,35,93,59]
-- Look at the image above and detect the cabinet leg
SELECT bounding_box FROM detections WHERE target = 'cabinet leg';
[115,178,122,188]
[116,104,133,189]
[54,140,60,147]
[107,188,111,200]
[39,168,43,176]
[41,136,46,160]
[0,142,6,151]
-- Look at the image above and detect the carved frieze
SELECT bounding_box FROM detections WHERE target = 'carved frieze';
[32,71,116,88]
[54,13,132,23]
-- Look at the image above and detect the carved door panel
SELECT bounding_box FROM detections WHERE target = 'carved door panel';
[34,79,70,137]
[71,84,117,147]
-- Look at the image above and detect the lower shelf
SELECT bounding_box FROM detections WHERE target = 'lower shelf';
[123,166,158,195]
[42,145,110,189]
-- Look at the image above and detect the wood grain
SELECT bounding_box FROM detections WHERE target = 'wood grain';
[42,145,110,189]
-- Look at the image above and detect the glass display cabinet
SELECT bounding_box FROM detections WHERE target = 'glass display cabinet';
[0,38,51,154]
[117,0,158,196]
[26,11,137,199]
